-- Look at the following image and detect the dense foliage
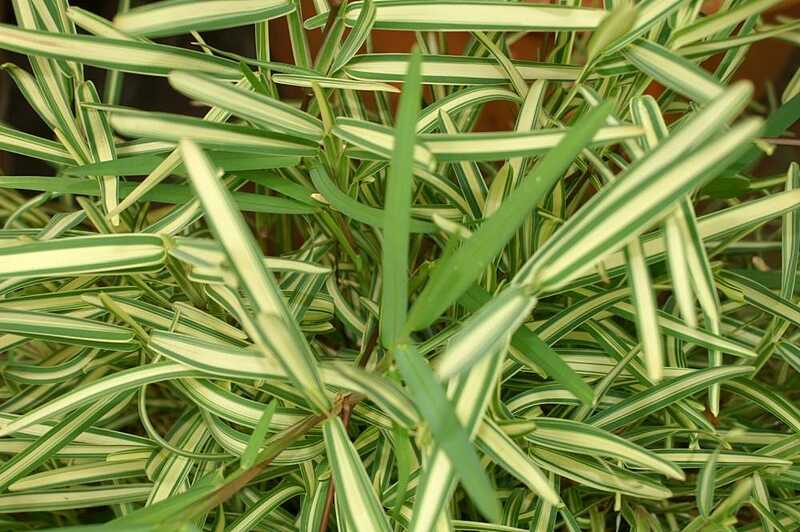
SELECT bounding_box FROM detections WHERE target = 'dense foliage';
[0,0,798,530]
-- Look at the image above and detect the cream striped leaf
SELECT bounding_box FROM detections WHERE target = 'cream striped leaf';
[0,363,201,437]
[148,331,417,428]
[271,73,400,92]
[167,71,323,140]
[146,413,210,505]
[527,418,684,480]
[585,1,637,65]
[630,95,698,328]
[0,441,143,460]
[654,450,790,469]
[462,286,594,404]
[661,185,723,413]
[176,378,308,430]
[670,0,785,49]
[781,163,800,299]
[325,362,419,429]
[0,123,72,165]
[724,379,800,432]
[697,448,719,516]
[323,416,392,532]
[717,270,800,328]
[65,151,298,176]
[532,288,628,345]
[110,109,317,155]
[169,237,331,277]
[0,177,313,216]
[438,109,486,218]
[332,117,435,170]
[777,341,800,375]
[0,22,239,77]
[0,234,165,278]
[509,80,546,183]
[530,448,672,500]
[415,86,520,133]
[420,124,642,162]
[588,366,753,430]
[602,0,684,56]
[5,348,96,385]
[204,412,325,464]
[567,188,800,289]
[603,298,755,359]
[114,0,294,38]
[622,40,724,104]
[517,82,759,292]
[81,294,244,345]
[0,485,152,513]
[331,120,467,209]
[77,80,119,225]
[108,78,249,218]
[475,418,560,506]
[0,393,128,492]
[677,20,800,62]
[330,0,375,74]
[344,54,586,85]
[624,236,664,382]
[472,30,527,96]
[0,309,136,350]
[228,484,304,532]
[66,6,141,40]
[8,459,146,492]
[529,480,560,532]
[329,1,605,31]
[434,285,535,379]
[12,2,92,167]
[0,62,58,127]
[180,139,330,412]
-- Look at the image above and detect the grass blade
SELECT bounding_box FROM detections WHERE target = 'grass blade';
[394,343,501,524]
[407,102,612,331]
[381,47,423,347]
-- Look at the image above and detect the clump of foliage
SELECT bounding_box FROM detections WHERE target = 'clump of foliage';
[0,0,799,530]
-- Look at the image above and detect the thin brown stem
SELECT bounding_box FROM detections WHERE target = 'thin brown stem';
[189,411,328,518]
[318,475,337,532]
[356,325,380,369]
